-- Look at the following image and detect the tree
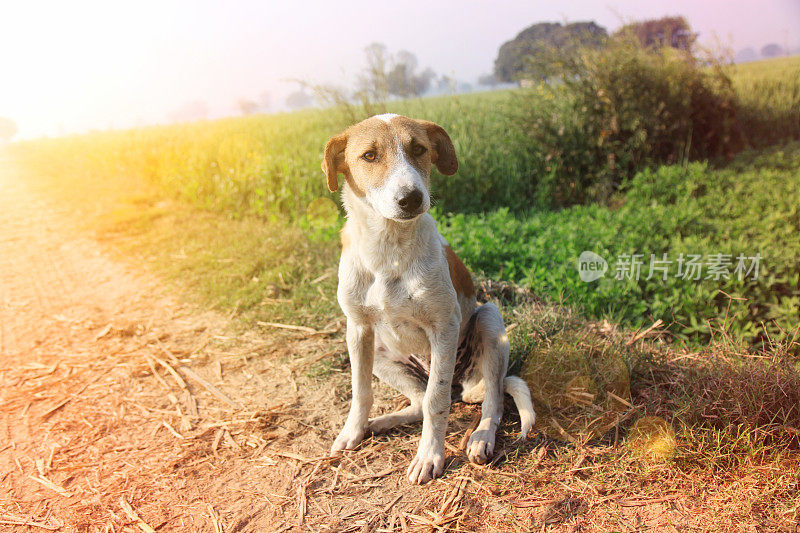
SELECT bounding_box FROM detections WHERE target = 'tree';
[296,43,438,121]
[0,117,18,142]
[761,43,784,58]
[167,101,208,123]
[494,21,607,82]
[361,46,435,99]
[357,42,391,105]
[386,57,416,97]
[735,48,758,63]
[285,90,313,110]
[237,91,271,115]
[437,74,456,92]
[477,73,499,87]
[237,98,259,115]
[258,91,271,112]
[614,16,697,52]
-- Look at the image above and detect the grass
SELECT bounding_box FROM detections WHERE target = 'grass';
[731,56,800,147]
[98,202,343,329]
[7,55,799,346]
[4,52,798,344]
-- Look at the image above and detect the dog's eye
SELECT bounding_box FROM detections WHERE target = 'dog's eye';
[411,144,427,156]
[362,151,377,162]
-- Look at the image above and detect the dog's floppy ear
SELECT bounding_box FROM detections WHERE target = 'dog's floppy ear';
[321,133,348,192]
[419,121,458,176]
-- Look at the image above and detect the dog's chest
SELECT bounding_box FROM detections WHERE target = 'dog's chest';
[362,272,424,317]
[359,273,432,354]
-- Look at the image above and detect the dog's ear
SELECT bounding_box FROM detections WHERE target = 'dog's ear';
[322,133,348,192]
[419,121,458,176]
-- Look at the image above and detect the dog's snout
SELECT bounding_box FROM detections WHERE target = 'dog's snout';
[398,189,423,213]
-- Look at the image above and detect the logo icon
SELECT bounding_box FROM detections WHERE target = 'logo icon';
[578,251,608,282]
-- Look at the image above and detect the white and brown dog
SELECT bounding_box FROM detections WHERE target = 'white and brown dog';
[322,114,535,484]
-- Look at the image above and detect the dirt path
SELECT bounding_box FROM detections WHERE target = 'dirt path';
[0,163,325,531]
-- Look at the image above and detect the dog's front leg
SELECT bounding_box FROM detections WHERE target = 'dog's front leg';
[331,318,374,454]
[407,317,459,484]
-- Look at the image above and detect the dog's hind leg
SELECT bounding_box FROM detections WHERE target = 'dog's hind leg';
[368,339,427,434]
[459,303,510,464]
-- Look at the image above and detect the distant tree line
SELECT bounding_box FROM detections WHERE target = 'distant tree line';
[735,44,789,63]
[494,16,700,83]
[286,43,452,115]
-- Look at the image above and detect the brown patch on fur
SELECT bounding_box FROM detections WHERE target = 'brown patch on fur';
[414,120,459,175]
[445,245,475,299]
[322,134,348,192]
[340,226,351,250]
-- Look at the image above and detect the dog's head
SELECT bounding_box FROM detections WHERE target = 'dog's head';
[322,114,458,221]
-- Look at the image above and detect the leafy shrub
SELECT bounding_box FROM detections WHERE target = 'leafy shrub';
[514,38,741,207]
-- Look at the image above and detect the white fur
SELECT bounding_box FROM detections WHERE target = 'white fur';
[373,113,399,123]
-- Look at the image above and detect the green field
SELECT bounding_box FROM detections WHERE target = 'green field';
[5,55,800,347]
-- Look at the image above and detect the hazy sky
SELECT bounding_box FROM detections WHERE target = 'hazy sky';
[2,0,799,139]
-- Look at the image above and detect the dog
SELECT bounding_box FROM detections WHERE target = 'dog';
[322,113,536,484]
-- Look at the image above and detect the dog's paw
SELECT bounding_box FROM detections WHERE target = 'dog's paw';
[407,441,445,484]
[330,426,365,455]
[466,429,496,465]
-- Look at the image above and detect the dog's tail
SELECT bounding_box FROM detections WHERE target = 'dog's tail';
[504,375,536,441]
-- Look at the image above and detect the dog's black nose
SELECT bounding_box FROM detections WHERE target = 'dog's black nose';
[398,189,423,212]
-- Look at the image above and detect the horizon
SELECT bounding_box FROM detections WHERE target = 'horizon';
[2,0,799,140]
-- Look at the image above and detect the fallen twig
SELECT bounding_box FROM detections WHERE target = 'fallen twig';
[212,428,224,457]
[347,464,405,483]
[551,418,579,444]
[0,516,61,531]
[207,504,222,533]
[626,319,664,345]
[119,497,156,533]
[618,493,681,507]
[144,355,171,390]
[297,481,308,526]
[150,355,188,390]
[256,320,338,336]
[383,494,403,513]
[311,271,333,284]
[40,381,92,420]
[178,365,243,409]
[257,321,317,333]
[28,474,70,497]
[274,450,337,464]
[162,421,185,439]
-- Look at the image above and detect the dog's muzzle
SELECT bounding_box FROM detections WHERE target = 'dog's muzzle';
[396,188,424,218]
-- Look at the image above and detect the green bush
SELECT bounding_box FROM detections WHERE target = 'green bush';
[514,38,741,207]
